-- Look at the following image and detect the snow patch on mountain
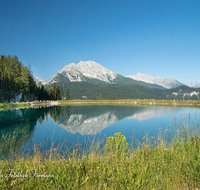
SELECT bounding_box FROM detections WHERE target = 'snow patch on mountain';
[188,82,200,88]
[34,77,49,85]
[76,61,117,82]
[48,60,118,84]
[127,73,184,89]
[35,77,42,84]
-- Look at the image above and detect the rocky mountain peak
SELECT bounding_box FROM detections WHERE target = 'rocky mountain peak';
[127,73,185,89]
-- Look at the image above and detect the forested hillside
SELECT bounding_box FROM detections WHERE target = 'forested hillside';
[47,82,200,100]
[0,55,66,102]
[59,82,164,100]
[0,55,37,102]
[0,55,36,93]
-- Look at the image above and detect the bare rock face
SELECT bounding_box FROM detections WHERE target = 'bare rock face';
[10,93,22,103]
[76,61,118,83]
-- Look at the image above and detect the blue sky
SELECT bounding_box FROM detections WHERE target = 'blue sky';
[0,0,200,84]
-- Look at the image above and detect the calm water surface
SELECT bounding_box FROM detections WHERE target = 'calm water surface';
[0,105,200,157]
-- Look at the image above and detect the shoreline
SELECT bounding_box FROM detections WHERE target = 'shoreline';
[58,99,200,107]
[30,101,60,106]
[0,99,200,111]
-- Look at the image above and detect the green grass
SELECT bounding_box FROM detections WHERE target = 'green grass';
[0,102,30,108]
[58,99,200,107]
[0,102,30,111]
[0,117,200,189]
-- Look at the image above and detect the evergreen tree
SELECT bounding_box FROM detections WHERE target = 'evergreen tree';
[56,84,61,100]
[50,83,61,100]
[52,83,57,100]
[21,64,30,93]
[27,63,36,94]
[66,86,70,100]
[44,84,49,100]
[97,94,103,100]
[60,86,64,100]
[49,87,53,100]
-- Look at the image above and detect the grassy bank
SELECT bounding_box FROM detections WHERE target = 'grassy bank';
[0,101,57,111]
[0,102,30,111]
[58,99,200,107]
[0,123,200,189]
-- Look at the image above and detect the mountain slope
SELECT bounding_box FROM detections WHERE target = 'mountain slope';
[57,81,200,100]
[59,82,164,100]
[34,77,49,85]
[162,85,200,100]
[127,73,185,89]
[113,74,164,88]
[188,82,200,88]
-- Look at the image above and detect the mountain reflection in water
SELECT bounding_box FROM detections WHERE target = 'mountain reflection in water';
[0,105,198,157]
[56,106,179,135]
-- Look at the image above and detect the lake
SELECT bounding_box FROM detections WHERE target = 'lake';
[0,105,200,157]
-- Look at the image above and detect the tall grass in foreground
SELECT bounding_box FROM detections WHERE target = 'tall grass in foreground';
[0,118,200,189]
